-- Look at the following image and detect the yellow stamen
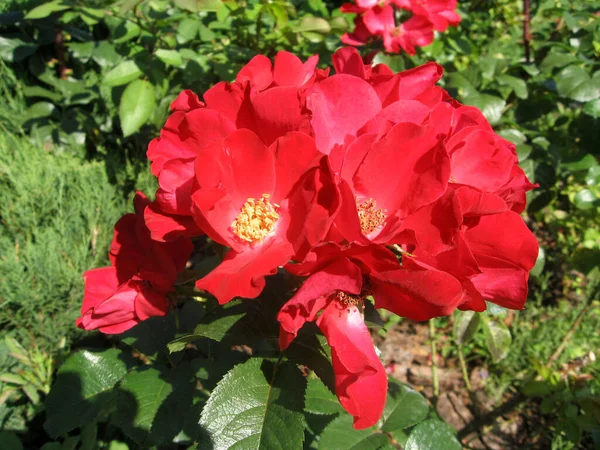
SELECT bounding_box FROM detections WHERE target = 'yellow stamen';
[231,194,279,244]
[337,292,362,307]
[356,197,386,235]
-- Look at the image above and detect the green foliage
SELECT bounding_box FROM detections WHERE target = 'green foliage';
[199,357,307,450]
[0,131,125,351]
[0,0,349,152]
[44,348,135,437]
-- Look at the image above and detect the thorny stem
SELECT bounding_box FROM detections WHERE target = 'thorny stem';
[429,319,440,401]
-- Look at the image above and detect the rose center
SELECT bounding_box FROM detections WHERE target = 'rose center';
[337,292,363,307]
[231,194,280,243]
[356,197,386,235]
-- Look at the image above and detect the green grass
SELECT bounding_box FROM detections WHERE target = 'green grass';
[0,129,126,351]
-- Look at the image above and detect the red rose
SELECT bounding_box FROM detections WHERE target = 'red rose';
[76,268,169,334]
[76,192,193,333]
[279,245,400,429]
[191,130,339,304]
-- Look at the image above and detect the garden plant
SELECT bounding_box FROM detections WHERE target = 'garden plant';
[0,0,598,449]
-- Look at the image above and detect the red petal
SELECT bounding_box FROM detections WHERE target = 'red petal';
[272,132,322,201]
[450,130,515,192]
[144,201,203,242]
[306,74,381,154]
[464,211,538,271]
[470,255,530,310]
[195,238,293,304]
[354,122,449,217]
[285,157,340,259]
[371,265,464,321]
[248,86,307,146]
[236,55,273,90]
[203,81,246,123]
[273,51,312,87]
[134,285,169,321]
[155,158,195,215]
[80,267,121,315]
[332,47,368,79]
[317,301,387,429]
[277,258,363,349]
[170,89,204,111]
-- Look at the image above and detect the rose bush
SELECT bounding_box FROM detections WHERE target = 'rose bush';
[341,0,461,54]
[77,47,538,430]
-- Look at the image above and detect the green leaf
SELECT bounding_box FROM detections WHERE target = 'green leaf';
[92,41,121,68]
[539,52,578,72]
[119,80,155,137]
[25,101,56,120]
[583,99,600,118]
[120,313,176,360]
[318,414,388,450]
[496,74,528,99]
[199,358,306,450]
[177,18,201,43]
[561,154,598,172]
[586,165,600,186]
[103,60,142,87]
[174,0,223,12]
[116,364,195,446]
[25,1,72,19]
[530,247,546,278]
[382,380,429,432]
[481,317,511,362]
[0,431,23,450]
[405,419,462,450]
[371,53,405,73]
[156,49,183,67]
[23,85,61,102]
[193,302,245,342]
[468,94,506,125]
[453,311,481,344]
[305,377,343,415]
[79,7,104,26]
[0,37,37,63]
[293,16,331,34]
[67,41,94,63]
[568,78,600,102]
[44,349,135,438]
[0,373,27,385]
[573,189,598,210]
[444,73,478,99]
[497,128,526,145]
[556,65,600,102]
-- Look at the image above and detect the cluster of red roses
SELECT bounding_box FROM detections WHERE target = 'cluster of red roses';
[341,0,461,54]
[77,48,538,429]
